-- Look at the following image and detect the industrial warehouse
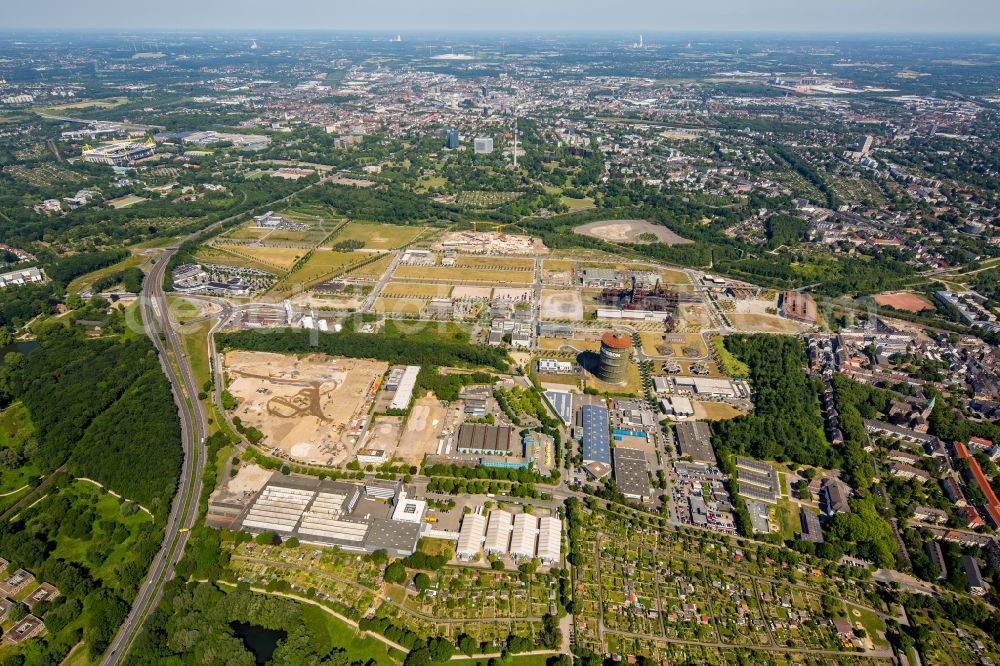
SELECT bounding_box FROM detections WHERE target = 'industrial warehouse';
[237,474,424,556]
[456,509,561,565]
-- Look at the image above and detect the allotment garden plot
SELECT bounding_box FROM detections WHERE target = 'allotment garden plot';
[572,507,890,661]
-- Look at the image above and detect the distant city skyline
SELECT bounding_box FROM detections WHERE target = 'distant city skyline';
[4,0,1000,34]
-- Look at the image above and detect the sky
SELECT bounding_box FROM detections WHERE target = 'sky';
[4,0,1000,33]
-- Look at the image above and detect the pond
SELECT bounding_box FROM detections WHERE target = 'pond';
[0,341,37,365]
[231,622,286,665]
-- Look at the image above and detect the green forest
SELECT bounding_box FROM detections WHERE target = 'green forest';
[0,477,162,663]
[127,581,390,666]
[4,330,182,514]
[711,335,832,467]
[215,327,509,374]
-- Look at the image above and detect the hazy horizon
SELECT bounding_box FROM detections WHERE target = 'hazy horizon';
[4,0,1000,34]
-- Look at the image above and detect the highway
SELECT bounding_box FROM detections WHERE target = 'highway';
[101,180,323,663]
[100,248,209,665]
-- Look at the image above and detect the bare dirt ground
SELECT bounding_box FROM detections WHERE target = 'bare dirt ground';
[678,303,712,332]
[730,313,809,334]
[432,231,547,255]
[873,292,934,312]
[360,416,404,459]
[289,291,363,310]
[226,464,272,495]
[396,395,452,465]
[693,401,745,420]
[224,350,386,466]
[541,289,584,320]
[452,285,493,300]
[574,219,692,245]
[731,297,779,315]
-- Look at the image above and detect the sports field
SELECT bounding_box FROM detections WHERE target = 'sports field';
[873,292,934,312]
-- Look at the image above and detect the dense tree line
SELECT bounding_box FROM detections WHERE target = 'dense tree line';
[711,335,833,467]
[830,374,891,491]
[46,248,129,285]
[299,183,462,226]
[6,330,181,514]
[127,581,375,665]
[91,266,144,293]
[765,214,809,248]
[216,328,509,373]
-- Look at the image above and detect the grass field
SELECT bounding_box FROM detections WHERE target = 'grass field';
[542,259,576,272]
[453,256,535,270]
[539,337,600,353]
[345,253,393,280]
[0,112,33,125]
[40,96,128,112]
[44,480,155,593]
[393,265,533,284]
[774,498,799,541]
[276,250,364,288]
[382,319,470,343]
[0,403,39,511]
[178,319,212,390]
[67,252,145,295]
[561,195,595,211]
[106,194,148,209]
[330,222,425,250]
[213,243,306,271]
[452,656,550,666]
[225,222,272,240]
[847,604,890,648]
[301,604,403,666]
[710,336,749,378]
[372,298,427,316]
[660,268,691,284]
[381,282,453,298]
[694,401,744,420]
[59,642,89,666]
[194,245,281,274]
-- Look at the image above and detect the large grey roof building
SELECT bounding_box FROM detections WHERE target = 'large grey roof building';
[674,421,715,464]
[238,474,421,557]
[613,447,651,501]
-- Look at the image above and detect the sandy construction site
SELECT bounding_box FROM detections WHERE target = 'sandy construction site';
[395,395,454,465]
[541,289,584,320]
[574,219,692,245]
[433,231,548,255]
[224,350,387,466]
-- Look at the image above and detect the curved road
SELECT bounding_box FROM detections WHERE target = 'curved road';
[100,248,209,665]
[100,162,327,665]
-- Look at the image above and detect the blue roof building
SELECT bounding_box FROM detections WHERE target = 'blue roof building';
[580,404,611,465]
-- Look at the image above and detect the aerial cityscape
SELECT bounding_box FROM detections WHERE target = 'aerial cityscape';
[0,3,998,666]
